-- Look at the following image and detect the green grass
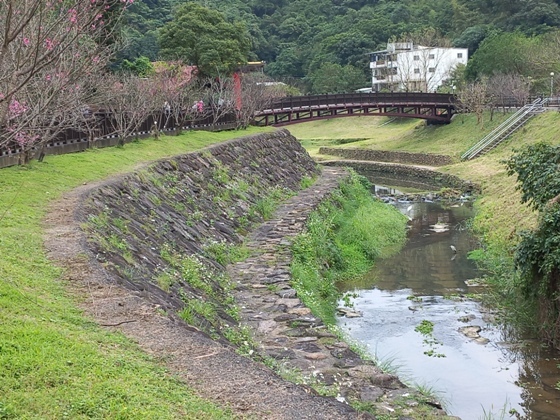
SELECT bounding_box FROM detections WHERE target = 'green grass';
[290,172,408,324]
[288,117,419,159]
[0,127,270,419]
[288,112,515,160]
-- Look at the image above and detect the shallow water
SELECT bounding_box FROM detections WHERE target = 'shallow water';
[338,198,560,420]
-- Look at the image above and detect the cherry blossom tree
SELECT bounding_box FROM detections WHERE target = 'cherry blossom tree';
[199,76,236,128]
[102,73,151,146]
[235,73,286,129]
[485,73,527,121]
[457,81,489,128]
[0,0,133,162]
[143,76,169,140]
[152,63,201,135]
[167,81,201,135]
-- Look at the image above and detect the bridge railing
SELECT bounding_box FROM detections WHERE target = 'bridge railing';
[264,93,552,112]
[265,93,456,111]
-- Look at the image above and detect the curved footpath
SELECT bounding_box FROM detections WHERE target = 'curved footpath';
[44,166,456,419]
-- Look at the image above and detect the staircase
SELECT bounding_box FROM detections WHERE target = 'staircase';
[461,98,548,160]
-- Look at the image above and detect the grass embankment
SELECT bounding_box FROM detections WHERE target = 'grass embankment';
[0,127,270,419]
[289,111,560,328]
[290,172,408,324]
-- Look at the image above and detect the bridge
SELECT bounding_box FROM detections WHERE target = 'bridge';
[253,92,457,126]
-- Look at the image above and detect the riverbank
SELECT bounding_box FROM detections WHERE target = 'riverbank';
[286,114,560,418]
[70,129,459,418]
[288,112,560,245]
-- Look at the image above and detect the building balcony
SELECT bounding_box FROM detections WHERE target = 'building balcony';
[370,62,386,69]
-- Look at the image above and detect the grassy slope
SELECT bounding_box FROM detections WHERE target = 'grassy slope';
[288,111,560,246]
[0,127,271,419]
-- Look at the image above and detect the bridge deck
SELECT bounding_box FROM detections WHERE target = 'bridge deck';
[254,93,456,126]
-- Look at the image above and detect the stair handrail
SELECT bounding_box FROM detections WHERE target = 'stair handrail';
[461,98,544,160]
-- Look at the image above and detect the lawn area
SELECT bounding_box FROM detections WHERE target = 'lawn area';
[288,112,515,160]
[0,127,270,419]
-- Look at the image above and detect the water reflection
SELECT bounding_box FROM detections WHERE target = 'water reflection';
[338,197,560,419]
[342,202,479,295]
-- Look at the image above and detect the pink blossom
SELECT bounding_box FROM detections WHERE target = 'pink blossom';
[13,131,40,147]
[22,37,30,46]
[68,8,77,24]
[45,38,54,51]
[9,99,28,118]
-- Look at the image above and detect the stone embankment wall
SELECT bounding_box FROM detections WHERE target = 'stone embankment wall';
[323,159,480,193]
[319,147,454,166]
[80,129,319,339]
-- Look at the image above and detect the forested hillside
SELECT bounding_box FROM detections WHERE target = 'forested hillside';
[122,0,560,91]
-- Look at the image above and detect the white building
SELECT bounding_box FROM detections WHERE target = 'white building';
[369,42,468,93]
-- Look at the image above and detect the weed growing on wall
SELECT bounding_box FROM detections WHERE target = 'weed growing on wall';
[290,171,408,324]
[203,240,250,267]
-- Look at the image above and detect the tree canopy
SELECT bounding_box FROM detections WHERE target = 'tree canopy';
[505,143,560,346]
[158,3,251,77]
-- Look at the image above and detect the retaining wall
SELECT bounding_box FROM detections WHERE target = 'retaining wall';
[322,159,480,193]
[319,147,454,166]
[79,129,320,335]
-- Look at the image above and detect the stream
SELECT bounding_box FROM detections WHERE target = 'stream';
[337,177,560,420]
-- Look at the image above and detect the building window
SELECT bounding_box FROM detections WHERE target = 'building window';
[414,68,420,74]
[413,55,419,61]
[429,54,435,59]
[457,53,463,58]
[428,67,435,73]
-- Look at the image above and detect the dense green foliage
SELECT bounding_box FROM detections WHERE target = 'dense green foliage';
[308,63,367,94]
[465,31,560,90]
[121,0,560,91]
[121,55,156,76]
[290,172,407,324]
[505,143,560,211]
[159,3,251,76]
[504,143,560,346]
[120,0,177,61]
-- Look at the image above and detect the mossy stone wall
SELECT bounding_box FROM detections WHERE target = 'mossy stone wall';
[79,129,319,340]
